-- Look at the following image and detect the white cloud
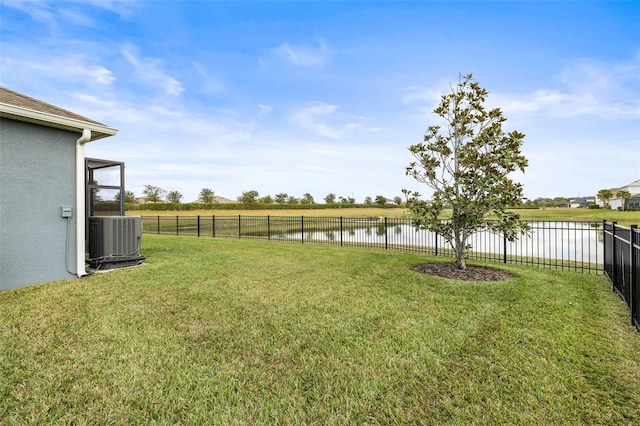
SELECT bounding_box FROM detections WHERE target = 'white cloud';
[257,104,273,116]
[290,102,364,139]
[0,50,115,86]
[403,57,640,122]
[192,62,226,94]
[2,0,136,31]
[271,39,329,68]
[492,88,639,120]
[122,45,184,96]
[58,7,95,27]
[2,0,58,30]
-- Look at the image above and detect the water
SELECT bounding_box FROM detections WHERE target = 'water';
[283,221,602,264]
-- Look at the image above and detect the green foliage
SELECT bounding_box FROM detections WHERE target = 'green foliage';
[339,196,356,204]
[114,190,136,204]
[166,190,183,204]
[198,188,216,204]
[259,195,274,204]
[404,73,528,269]
[125,202,400,212]
[238,190,259,204]
[301,193,315,204]
[616,190,632,211]
[324,193,337,204]
[374,195,387,206]
[274,193,288,204]
[142,184,166,203]
[597,189,613,208]
[364,196,372,205]
[588,204,601,209]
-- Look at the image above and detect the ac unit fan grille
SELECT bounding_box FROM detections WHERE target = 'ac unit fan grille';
[88,216,144,269]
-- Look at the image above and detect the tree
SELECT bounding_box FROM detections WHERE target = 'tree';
[597,189,613,209]
[616,190,632,211]
[238,190,259,204]
[287,195,298,204]
[301,193,315,204]
[393,196,403,206]
[143,185,166,203]
[166,190,183,204]
[115,190,136,204]
[374,195,387,206]
[403,73,528,270]
[124,190,137,203]
[275,193,288,204]
[364,196,372,205]
[324,193,337,204]
[198,188,216,204]
[259,195,274,204]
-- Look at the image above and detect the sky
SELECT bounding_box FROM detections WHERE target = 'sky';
[1,0,639,203]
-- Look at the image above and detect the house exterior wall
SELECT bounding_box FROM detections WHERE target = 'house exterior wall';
[609,198,624,210]
[0,118,78,290]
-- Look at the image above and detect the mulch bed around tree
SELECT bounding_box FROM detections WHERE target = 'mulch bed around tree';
[411,263,514,281]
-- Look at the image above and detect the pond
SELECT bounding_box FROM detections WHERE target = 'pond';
[282,221,602,265]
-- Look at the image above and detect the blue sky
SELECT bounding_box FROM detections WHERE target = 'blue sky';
[1,0,639,203]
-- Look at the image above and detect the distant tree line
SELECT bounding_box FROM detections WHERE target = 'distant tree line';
[130,185,404,207]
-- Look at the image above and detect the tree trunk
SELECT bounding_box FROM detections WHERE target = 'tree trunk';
[454,237,467,270]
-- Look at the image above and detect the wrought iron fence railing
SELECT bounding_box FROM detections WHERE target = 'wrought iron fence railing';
[603,221,639,331]
[142,215,604,273]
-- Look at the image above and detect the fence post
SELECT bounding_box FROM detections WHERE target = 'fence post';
[384,217,388,250]
[603,220,607,277]
[301,216,304,244]
[268,215,271,241]
[238,215,241,239]
[212,215,216,238]
[176,215,179,236]
[612,221,617,292]
[157,216,160,235]
[340,216,343,247]
[631,224,637,327]
[435,231,438,256]
[197,215,201,237]
[503,232,507,263]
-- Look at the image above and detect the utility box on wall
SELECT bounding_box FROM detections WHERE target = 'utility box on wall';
[88,216,144,270]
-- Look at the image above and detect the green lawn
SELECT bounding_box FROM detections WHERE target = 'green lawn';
[1,236,639,424]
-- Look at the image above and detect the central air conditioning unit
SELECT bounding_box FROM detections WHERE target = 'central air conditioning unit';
[88,216,145,270]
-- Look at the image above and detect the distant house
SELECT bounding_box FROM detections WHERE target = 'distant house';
[598,179,640,210]
[214,196,235,204]
[568,197,596,208]
[625,195,640,210]
[0,87,117,290]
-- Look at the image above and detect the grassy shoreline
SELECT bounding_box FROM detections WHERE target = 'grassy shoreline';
[126,207,639,225]
[2,236,639,424]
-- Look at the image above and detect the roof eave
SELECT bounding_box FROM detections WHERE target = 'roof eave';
[0,103,118,140]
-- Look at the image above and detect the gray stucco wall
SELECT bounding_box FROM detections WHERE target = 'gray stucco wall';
[1,118,79,290]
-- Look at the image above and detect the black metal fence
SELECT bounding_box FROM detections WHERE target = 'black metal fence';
[142,215,603,274]
[603,221,639,331]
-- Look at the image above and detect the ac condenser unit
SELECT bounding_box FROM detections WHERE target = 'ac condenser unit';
[88,216,145,269]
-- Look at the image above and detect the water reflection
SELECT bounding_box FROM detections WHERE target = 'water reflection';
[285,221,601,264]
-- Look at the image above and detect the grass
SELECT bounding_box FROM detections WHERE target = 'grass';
[1,236,639,424]
[127,207,640,226]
